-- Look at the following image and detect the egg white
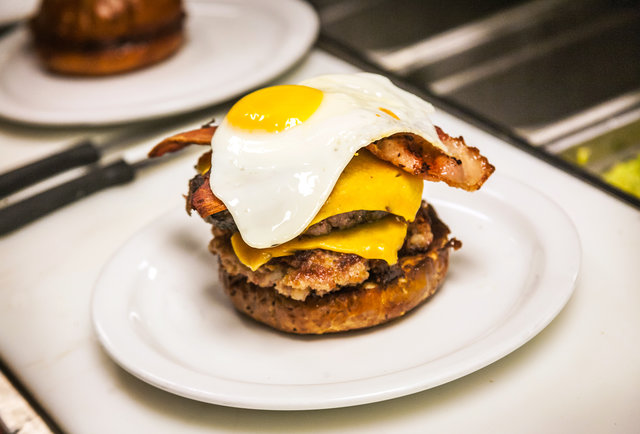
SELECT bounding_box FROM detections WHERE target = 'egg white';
[209,73,442,248]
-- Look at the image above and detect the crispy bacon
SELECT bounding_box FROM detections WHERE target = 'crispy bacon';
[148,125,225,217]
[148,126,216,158]
[186,171,226,217]
[150,124,494,218]
[365,128,494,192]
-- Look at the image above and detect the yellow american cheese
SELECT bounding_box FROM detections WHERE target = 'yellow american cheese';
[310,149,423,225]
[232,216,408,271]
[231,150,424,270]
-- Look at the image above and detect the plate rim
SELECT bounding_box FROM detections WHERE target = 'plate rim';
[0,0,318,126]
[91,173,581,410]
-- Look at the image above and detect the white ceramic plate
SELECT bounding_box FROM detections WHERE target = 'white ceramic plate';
[0,0,318,126]
[92,174,580,410]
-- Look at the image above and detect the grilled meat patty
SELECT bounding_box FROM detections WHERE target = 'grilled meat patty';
[209,201,454,301]
[207,208,390,238]
[218,201,460,334]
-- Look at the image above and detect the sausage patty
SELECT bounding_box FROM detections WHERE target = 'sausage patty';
[209,201,454,301]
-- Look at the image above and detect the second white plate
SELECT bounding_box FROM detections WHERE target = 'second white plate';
[92,173,580,410]
[0,0,318,126]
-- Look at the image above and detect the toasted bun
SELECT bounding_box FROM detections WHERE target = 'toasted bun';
[30,0,185,76]
[32,31,184,76]
[218,207,458,334]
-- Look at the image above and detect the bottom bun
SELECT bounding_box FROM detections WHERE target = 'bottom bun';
[218,206,458,335]
[33,31,184,76]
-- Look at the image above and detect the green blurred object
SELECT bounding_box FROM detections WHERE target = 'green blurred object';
[556,116,640,202]
[559,118,640,170]
[603,154,640,199]
[575,146,592,166]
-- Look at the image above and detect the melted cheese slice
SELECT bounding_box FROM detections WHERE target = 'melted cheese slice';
[230,150,424,270]
[310,150,423,225]
[232,216,408,271]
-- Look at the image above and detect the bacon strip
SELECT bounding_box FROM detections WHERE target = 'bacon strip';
[150,124,494,218]
[365,128,494,191]
[148,126,216,158]
[187,171,226,217]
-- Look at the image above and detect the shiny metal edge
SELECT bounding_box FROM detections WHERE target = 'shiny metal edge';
[316,36,640,211]
[0,365,59,434]
[369,0,573,74]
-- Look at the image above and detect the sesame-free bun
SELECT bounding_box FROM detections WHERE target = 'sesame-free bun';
[30,0,185,75]
[217,205,458,335]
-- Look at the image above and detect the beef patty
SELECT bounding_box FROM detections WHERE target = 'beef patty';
[209,201,457,301]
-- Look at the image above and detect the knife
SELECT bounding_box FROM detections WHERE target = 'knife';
[0,152,179,236]
[0,120,182,200]
[0,139,103,199]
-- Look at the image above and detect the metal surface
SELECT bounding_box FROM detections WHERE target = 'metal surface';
[0,363,59,434]
[308,0,640,208]
[554,111,640,173]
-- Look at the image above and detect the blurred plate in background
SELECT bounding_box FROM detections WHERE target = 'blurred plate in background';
[0,0,318,126]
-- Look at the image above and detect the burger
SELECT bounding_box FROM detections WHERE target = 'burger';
[30,0,185,76]
[150,73,494,334]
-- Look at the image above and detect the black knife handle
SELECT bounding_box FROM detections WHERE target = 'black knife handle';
[0,140,101,199]
[0,160,135,236]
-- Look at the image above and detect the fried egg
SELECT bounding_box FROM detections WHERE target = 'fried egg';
[209,73,443,248]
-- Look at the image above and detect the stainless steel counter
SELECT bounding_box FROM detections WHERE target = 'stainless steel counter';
[310,0,640,208]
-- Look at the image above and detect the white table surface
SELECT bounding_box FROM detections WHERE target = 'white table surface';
[1,49,639,434]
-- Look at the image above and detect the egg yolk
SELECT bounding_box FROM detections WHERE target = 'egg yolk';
[226,85,324,133]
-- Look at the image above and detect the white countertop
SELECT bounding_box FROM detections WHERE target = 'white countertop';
[1,49,639,433]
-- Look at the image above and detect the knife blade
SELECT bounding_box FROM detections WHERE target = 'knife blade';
[0,151,181,236]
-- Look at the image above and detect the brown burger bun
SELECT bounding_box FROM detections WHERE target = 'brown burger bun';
[217,206,460,335]
[33,31,184,76]
[30,0,185,76]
